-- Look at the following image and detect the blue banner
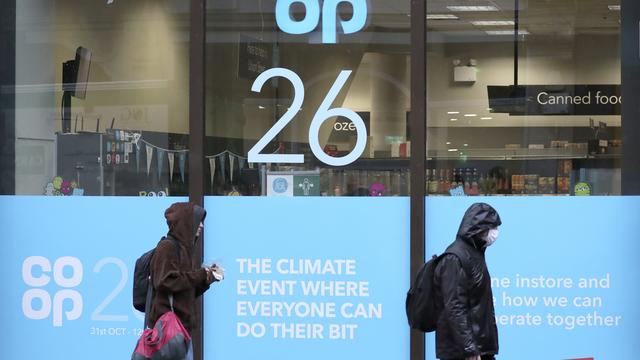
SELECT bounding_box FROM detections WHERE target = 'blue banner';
[0,196,186,359]
[203,197,410,360]
[425,197,640,360]
[4,195,636,359]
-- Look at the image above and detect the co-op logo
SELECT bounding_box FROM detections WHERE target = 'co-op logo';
[275,0,368,44]
[22,256,83,327]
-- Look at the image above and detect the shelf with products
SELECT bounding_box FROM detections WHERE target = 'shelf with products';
[425,156,620,196]
[303,152,618,197]
[424,139,622,195]
[425,165,570,196]
[244,138,621,196]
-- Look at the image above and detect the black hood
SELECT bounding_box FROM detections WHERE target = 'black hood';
[456,202,501,248]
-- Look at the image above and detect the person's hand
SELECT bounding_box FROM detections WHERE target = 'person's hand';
[210,264,225,281]
[465,355,481,360]
[204,267,215,283]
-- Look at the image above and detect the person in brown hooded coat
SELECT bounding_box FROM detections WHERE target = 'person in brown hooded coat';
[147,202,220,338]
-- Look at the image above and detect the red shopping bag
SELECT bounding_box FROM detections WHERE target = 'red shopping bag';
[131,310,191,360]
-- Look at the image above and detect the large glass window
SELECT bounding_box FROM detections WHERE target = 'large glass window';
[426,0,621,196]
[6,0,190,196]
[205,0,411,196]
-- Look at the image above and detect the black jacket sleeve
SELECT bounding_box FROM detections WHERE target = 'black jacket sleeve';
[437,254,479,356]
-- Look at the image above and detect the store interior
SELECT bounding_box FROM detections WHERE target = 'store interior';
[11,0,622,196]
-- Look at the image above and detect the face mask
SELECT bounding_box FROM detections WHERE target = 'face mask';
[485,228,499,247]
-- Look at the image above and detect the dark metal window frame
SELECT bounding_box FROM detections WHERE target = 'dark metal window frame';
[188,1,205,359]
[409,1,427,359]
[189,1,428,359]
[0,0,16,195]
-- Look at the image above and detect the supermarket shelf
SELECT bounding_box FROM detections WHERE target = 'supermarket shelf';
[305,149,621,170]
[427,148,621,161]
[343,157,410,170]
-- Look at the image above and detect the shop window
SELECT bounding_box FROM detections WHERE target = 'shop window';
[205,1,411,197]
[426,0,622,196]
[6,0,190,196]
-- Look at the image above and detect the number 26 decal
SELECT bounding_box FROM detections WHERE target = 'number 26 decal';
[248,68,367,167]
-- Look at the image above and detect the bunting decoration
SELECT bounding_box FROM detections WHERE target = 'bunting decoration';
[133,133,142,174]
[219,155,227,184]
[229,153,236,183]
[157,149,166,181]
[205,150,250,187]
[179,153,186,183]
[209,157,216,186]
[135,135,260,186]
[136,143,141,173]
[168,153,175,183]
[145,144,154,176]
[136,137,188,183]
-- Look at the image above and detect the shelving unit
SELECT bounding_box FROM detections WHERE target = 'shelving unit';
[303,147,622,196]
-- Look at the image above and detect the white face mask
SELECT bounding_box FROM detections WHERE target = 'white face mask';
[485,228,499,247]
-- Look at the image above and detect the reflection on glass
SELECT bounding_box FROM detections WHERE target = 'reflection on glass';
[9,0,190,196]
[205,1,411,196]
[426,0,621,196]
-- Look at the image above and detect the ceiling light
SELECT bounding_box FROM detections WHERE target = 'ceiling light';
[427,14,459,20]
[464,114,477,117]
[447,111,460,114]
[450,118,458,122]
[447,5,499,12]
[448,148,459,152]
[446,141,451,145]
[486,29,530,35]
[481,117,493,120]
[463,144,469,147]
[258,106,266,109]
[472,20,515,26]
[608,5,620,11]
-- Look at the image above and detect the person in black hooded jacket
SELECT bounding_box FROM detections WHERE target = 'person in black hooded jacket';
[434,203,501,360]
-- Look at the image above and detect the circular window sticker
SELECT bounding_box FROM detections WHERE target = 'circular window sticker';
[574,182,592,196]
[273,177,289,194]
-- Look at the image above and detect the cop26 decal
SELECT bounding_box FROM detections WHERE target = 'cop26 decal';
[275,0,368,44]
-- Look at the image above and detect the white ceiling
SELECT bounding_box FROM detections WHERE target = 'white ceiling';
[426,0,620,37]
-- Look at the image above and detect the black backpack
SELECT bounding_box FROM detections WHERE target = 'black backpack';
[132,236,180,312]
[406,251,461,332]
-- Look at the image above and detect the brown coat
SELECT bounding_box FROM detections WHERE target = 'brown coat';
[148,202,211,334]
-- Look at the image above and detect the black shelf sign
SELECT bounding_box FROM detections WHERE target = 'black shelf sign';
[488,85,621,116]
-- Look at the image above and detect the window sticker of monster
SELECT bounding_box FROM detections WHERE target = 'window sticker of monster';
[44,182,56,196]
[369,182,385,196]
[44,176,78,196]
[60,180,77,195]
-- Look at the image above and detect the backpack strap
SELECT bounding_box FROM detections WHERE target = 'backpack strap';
[144,237,181,328]
[143,275,153,328]
[439,243,473,280]
[164,235,181,260]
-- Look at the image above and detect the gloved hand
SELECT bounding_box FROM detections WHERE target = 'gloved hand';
[210,264,225,281]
